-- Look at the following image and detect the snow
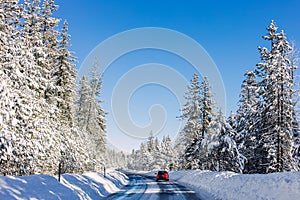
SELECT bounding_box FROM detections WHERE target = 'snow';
[142,170,300,200]
[0,170,128,200]
[0,169,299,200]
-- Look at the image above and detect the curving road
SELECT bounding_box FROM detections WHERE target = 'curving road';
[107,175,200,200]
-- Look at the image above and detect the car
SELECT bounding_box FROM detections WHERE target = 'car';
[156,170,169,181]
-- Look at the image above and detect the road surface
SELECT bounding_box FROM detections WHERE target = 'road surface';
[107,175,200,200]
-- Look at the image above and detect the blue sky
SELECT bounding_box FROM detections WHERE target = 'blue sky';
[55,0,300,152]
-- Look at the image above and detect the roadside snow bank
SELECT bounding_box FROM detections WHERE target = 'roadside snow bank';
[170,170,300,200]
[0,170,129,200]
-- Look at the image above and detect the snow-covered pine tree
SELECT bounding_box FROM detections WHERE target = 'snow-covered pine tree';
[182,138,199,170]
[140,142,151,170]
[106,148,127,169]
[227,112,237,130]
[236,71,257,134]
[52,19,86,173]
[288,43,300,169]
[179,74,202,142]
[160,136,177,170]
[235,71,259,173]
[0,0,19,130]
[76,59,107,171]
[293,135,300,169]
[77,76,92,131]
[177,74,202,169]
[144,132,157,170]
[77,75,100,171]
[0,9,16,173]
[151,137,163,170]
[127,149,138,170]
[255,21,296,173]
[288,42,300,138]
[205,109,246,173]
[0,0,42,175]
[195,76,216,169]
[20,0,65,174]
[88,60,107,170]
[200,76,215,139]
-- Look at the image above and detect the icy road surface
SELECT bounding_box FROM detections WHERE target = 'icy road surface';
[107,175,200,200]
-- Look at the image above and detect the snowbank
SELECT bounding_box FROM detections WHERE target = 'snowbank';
[0,170,129,200]
[170,170,300,200]
[1,169,299,200]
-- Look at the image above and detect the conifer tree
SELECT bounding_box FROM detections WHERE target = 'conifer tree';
[235,71,259,173]
[255,21,296,173]
[0,0,41,175]
[76,60,107,171]
[88,60,107,166]
[205,110,246,172]
[177,74,202,169]
[200,76,215,139]
[77,76,92,131]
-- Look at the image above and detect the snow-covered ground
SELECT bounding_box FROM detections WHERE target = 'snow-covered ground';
[0,169,299,200]
[0,170,128,200]
[172,170,300,200]
[142,170,300,200]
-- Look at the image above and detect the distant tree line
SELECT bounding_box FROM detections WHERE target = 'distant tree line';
[127,133,177,171]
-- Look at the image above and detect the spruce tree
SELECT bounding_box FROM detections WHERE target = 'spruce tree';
[177,74,202,169]
[205,110,246,172]
[235,71,259,173]
[255,21,295,173]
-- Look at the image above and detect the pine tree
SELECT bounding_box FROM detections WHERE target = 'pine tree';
[106,149,127,169]
[235,71,259,173]
[0,0,40,175]
[0,0,19,131]
[205,110,246,172]
[236,71,257,135]
[88,60,107,166]
[200,76,215,139]
[51,20,84,173]
[176,75,217,170]
[179,74,202,143]
[77,76,92,130]
[255,21,296,173]
[54,20,77,124]
[194,76,216,170]
[177,74,202,169]
[160,136,176,170]
[292,136,300,169]
[140,142,151,170]
[76,59,107,171]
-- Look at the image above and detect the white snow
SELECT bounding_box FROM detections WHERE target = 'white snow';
[142,170,300,200]
[0,169,299,200]
[0,170,128,200]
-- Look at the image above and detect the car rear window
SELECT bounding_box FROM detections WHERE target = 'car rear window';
[158,171,167,174]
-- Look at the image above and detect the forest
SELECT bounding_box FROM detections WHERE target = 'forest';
[1,0,299,176]
[0,0,113,175]
[127,21,300,174]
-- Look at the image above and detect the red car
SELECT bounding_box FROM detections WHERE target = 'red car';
[156,170,169,181]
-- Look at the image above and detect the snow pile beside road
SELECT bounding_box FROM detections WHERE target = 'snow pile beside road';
[0,170,129,200]
[1,169,299,199]
[170,170,300,200]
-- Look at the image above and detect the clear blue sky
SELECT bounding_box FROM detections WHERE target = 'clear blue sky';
[55,0,300,152]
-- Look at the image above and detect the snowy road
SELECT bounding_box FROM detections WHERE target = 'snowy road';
[107,175,200,200]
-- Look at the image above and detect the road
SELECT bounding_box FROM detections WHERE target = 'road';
[107,175,200,200]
